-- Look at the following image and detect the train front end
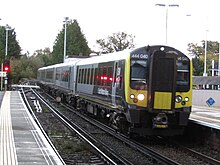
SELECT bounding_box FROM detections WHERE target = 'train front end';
[125,45,192,136]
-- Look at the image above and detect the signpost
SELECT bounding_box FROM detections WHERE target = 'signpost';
[0,71,7,77]
[206,97,215,107]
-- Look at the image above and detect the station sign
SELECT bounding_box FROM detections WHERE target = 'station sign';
[206,97,215,107]
[0,71,7,77]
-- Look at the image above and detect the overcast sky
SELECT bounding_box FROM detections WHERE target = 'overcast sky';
[0,0,220,55]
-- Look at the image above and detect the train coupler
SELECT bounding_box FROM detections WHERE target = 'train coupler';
[152,113,168,129]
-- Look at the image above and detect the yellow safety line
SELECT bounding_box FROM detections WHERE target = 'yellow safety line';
[0,91,18,165]
[190,114,220,123]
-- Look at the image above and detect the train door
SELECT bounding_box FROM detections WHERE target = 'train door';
[148,50,176,111]
[68,66,72,89]
[111,60,125,107]
[111,61,118,106]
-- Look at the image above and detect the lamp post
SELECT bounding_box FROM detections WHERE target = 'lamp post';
[4,24,11,91]
[0,18,2,91]
[203,29,208,77]
[63,17,69,63]
[5,24,11,58]
[155,3,179,44]
[218,42,220,76]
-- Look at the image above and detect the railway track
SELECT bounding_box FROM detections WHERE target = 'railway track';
[21,86,220,165]
[31,88,178,164]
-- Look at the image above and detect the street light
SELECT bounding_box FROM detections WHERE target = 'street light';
[203,16,209,77]
[0,18,2,91]
[218,42,220,76]
[155,3,179,44]
[4,24,11,91]
[63,17,69,62]
[5,24,11,58]
[0,20,11,90]
[203,30,208,76]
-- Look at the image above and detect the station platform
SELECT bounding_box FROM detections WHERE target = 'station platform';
[190,105,220,130]
[0,91,64,165]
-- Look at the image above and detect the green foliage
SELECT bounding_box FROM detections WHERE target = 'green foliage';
[192,57,204,76]
[96,32,135,54]
[188,40,220,76]
[33,48,52,66]
[10,48,51,84]
[52,19,91,64]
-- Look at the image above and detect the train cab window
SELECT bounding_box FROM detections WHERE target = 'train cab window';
[130,60,148,90]
[176,59,190,92]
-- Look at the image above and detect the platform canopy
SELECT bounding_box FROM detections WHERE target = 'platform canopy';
[193,76,220,85]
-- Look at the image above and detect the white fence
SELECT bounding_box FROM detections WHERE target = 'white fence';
[193,90,220,107]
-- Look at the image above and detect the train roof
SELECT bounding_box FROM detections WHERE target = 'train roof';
[76,49,131,66]
[38,58,82,71]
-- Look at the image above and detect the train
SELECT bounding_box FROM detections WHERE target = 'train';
[37,45,192,136]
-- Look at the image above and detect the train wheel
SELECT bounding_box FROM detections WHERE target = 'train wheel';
[61,93,66,103]
[116,115,129,135]
[110,113,129,134]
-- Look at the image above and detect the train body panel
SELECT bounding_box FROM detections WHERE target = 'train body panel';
[75,51,128,111]
[37,45,192,136]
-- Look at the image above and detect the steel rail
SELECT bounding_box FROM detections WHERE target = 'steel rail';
[20,88,66,165]
[32,89,131,165]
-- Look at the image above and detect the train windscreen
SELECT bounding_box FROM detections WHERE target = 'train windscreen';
[130,59,148,90]
[176,57,190,92]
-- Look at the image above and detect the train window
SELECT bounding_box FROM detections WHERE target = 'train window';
[176,60,190,92]
[81,69,84,83]
[56,68,61,80]
[94,68,98,85]
[90,68,94,85]
[102,68,107,86]
[107,67,113,86]
[77,68,80,83]
[84,69,87,84]
[61,68,69,82]
[80,69,83,83]
[46,69,53,81]
[130,60,148,90]
[78,69,80,83]
[98,68,103,85]
[113,62,118,86]
[41,71,45,81]
[88,68,90,84]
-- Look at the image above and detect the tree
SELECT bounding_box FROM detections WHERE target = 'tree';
[11,55,45,84]
[33,47,52,66]
[96,32,135,54]
[0,26,21,62]
[52,19,91,64]
[188,40,219,76]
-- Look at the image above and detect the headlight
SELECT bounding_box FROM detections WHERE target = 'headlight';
[130,94,135,99]
[184,97,189,102]
[175,95,182,103]
[137,94,145,101]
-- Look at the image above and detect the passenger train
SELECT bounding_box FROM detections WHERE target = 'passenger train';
[37,45,192,136]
